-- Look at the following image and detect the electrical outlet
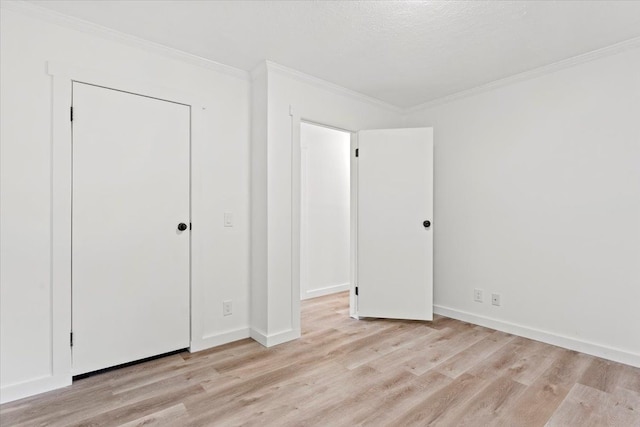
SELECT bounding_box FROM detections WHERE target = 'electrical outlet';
[223,300,232,316]
[474,288,483,303]
[491,293,501,306]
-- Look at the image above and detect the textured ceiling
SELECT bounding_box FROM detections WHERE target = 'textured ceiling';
[28,1,640,108]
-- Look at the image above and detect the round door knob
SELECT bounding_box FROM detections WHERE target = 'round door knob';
[423,220,431,228]
[178,223,188,231]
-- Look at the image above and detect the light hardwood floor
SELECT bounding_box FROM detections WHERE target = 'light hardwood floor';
[2,291,639,426]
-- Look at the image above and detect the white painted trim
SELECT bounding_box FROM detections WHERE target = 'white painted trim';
[291,111,302,337]
[292,116,358,327]
[302,283,350,300]
[189,328,251,353]
[406,36,640,113]
[44,61,208,401]
[5,0,638,113]
[48,62,208,108]
[300,119,355,134]
[0,375,71,404]
[250,328,301,348]
[266,61,403,114]
[50,66,73,395]
[434,305,640,368]
[188,105,206,353]
[249,328,269,346]
[0,1,249,81]
[349,133,359,319]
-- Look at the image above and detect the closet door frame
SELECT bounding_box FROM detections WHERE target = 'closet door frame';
[48,61,207,387]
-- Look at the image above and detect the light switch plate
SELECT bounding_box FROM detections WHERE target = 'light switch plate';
[224,212,233,227]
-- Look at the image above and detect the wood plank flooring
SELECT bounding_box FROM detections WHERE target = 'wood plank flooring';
[2,291,639,426]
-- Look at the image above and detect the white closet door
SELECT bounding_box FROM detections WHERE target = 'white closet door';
[356,128,433,320]
[72,82,190,375]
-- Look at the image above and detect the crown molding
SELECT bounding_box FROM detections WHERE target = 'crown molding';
[3,1,639,113]
[405,36,640,114]
[0,0,250,81]
[264,61,404,114]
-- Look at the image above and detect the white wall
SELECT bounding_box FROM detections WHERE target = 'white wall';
[0,6,251,401]
[4,3,638,406]
[300,123,351,300]
[250,62,404,345]
[405,46,640,366]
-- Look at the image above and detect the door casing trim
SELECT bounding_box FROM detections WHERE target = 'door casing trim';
[292,116,359,325]
[48,61,207,386]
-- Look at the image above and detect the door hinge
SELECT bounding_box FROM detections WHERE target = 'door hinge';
[70,332,74,347]
[355,148,359,157]
[355,286,358,296]
[70,106,73,122]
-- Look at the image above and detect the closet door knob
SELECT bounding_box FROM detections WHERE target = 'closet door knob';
[177,223,188,231]
[423,220,431,228]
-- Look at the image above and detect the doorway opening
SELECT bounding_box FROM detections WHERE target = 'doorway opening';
[293,119,434,336]
[299,122,352,307]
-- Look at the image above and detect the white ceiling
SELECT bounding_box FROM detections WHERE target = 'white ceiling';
[28,1,640,108]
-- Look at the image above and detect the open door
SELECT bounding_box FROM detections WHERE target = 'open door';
[355,128,433,320]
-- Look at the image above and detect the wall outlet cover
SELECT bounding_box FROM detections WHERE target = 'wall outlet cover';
[223,300,232,316]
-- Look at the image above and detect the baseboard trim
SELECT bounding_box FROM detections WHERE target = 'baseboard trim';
[434,305,640,368]
[190,327,251,353]
[0,374,72,404]
[302,283,350,300]
[2,327,252,404]
[250,328,301,347]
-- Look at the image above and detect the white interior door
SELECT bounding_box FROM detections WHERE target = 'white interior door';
[356,128,433,320]
[72,82,190,375]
